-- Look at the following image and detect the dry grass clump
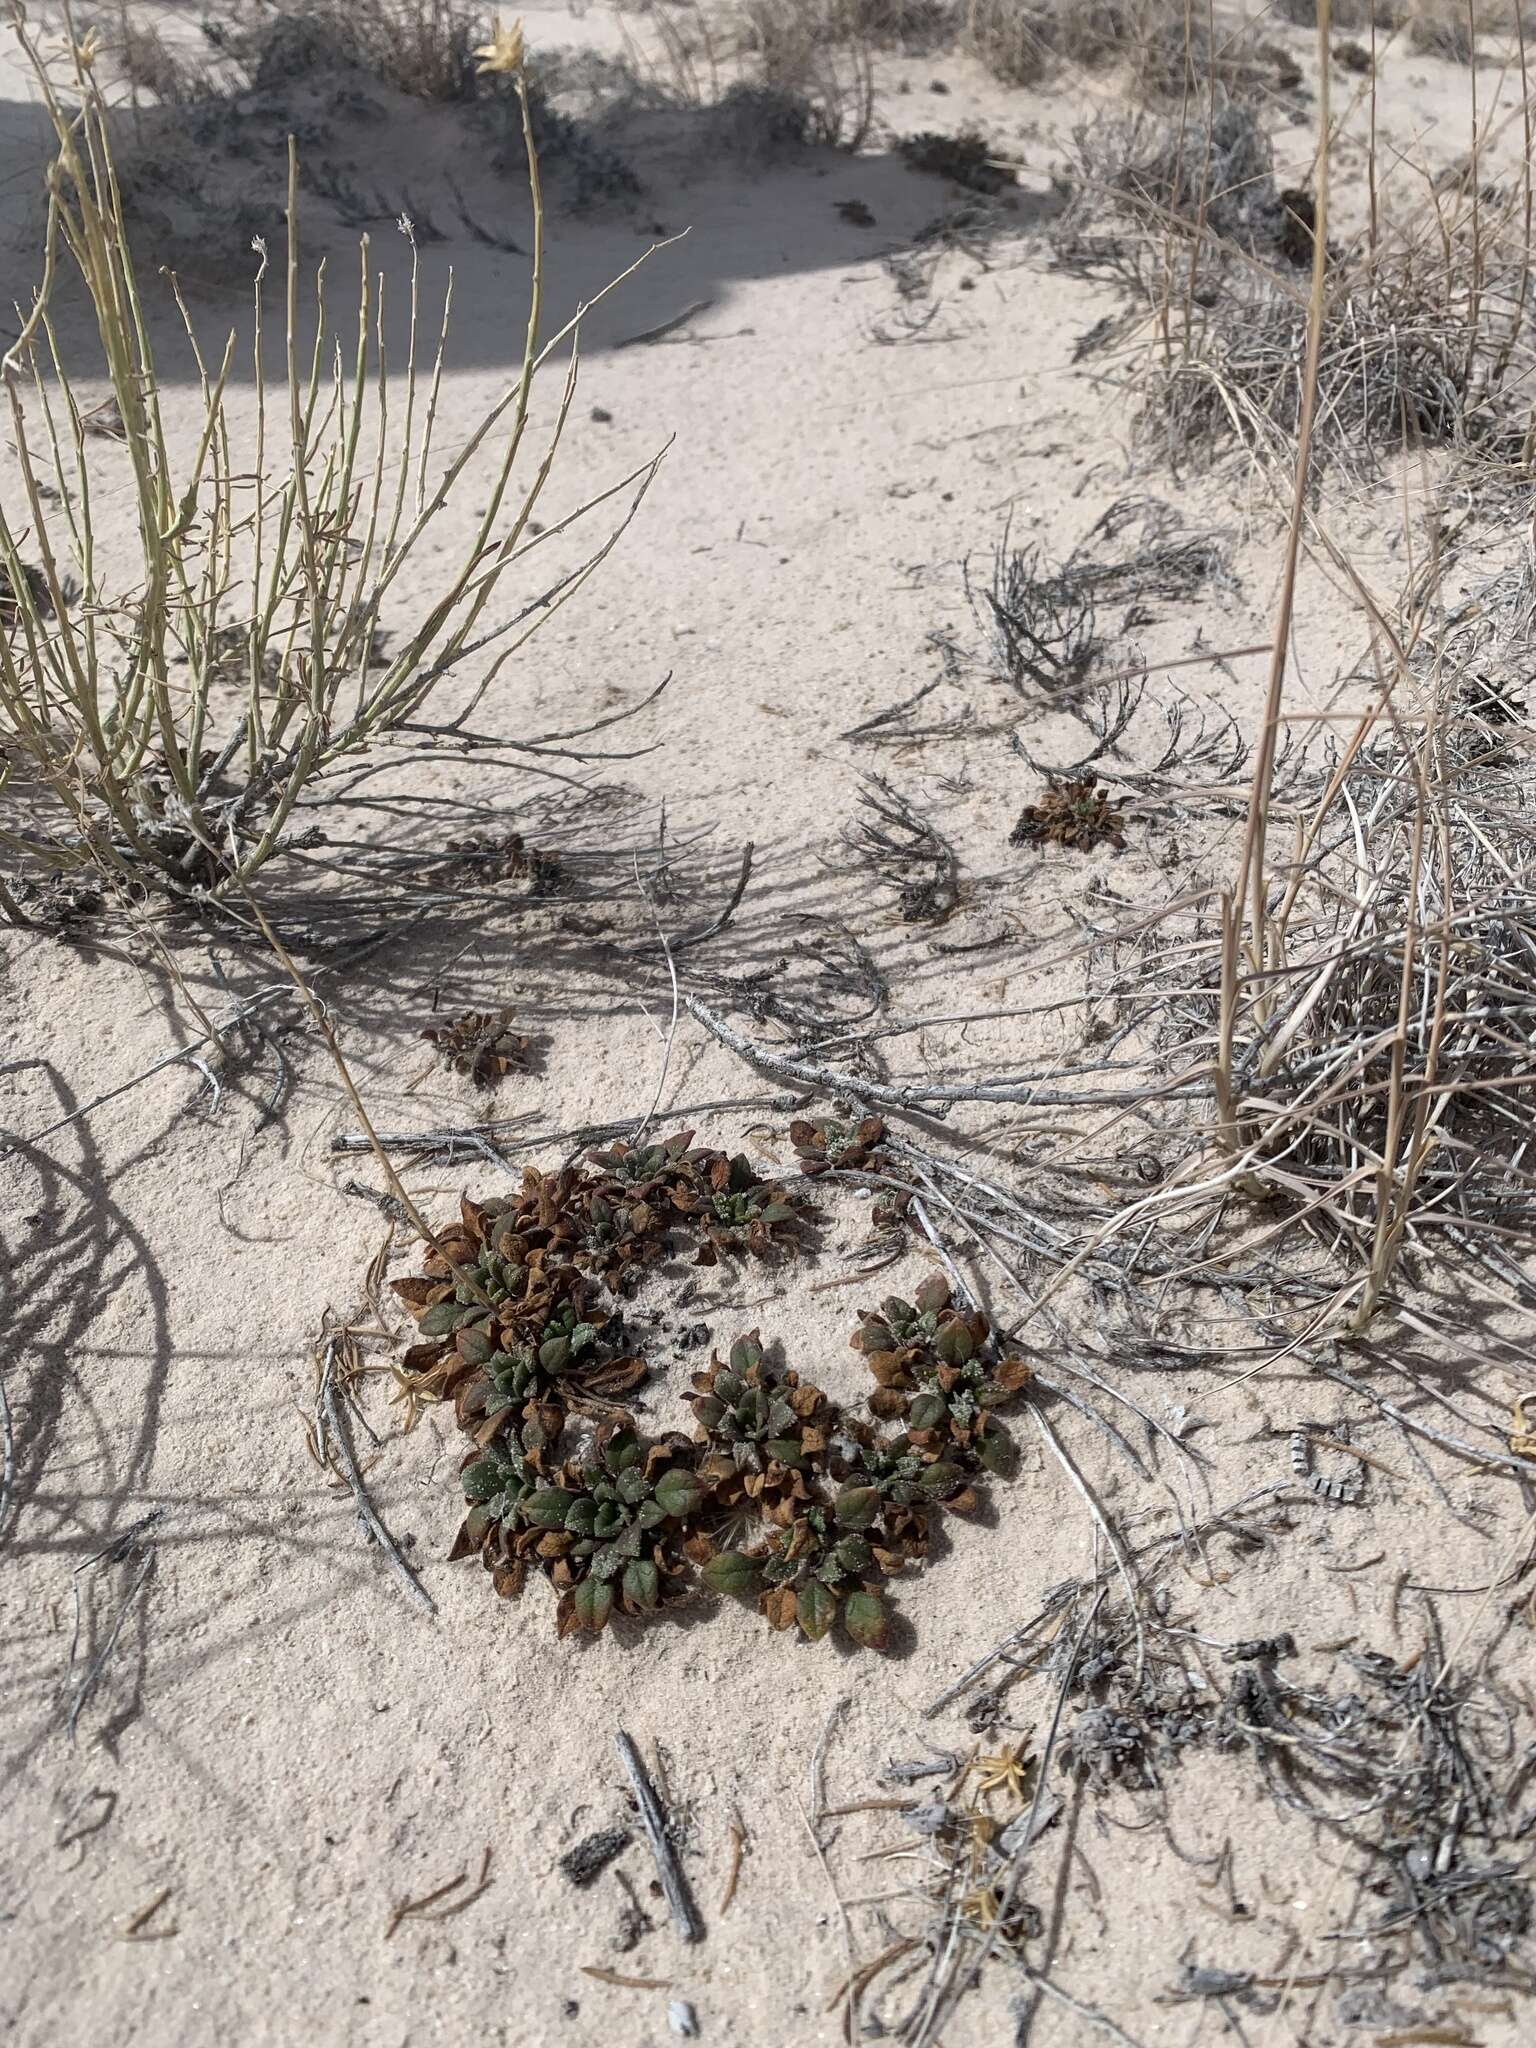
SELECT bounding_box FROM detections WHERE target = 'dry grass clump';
[1277,0,1404,23]
[204,0,483,104]
[1058,98,1534,480]
[962,0,1305,99]
[0,13,655,920]
[960,0,1126,85]
[1407,0,1476,58]
[1098,566,1536,1326]
[741,0,955,54]
[730,0,877,147]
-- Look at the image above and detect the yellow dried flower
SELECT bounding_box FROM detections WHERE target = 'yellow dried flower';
[474,17,526,76]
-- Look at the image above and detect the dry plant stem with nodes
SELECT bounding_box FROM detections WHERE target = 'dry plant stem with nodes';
[0,7,661,917]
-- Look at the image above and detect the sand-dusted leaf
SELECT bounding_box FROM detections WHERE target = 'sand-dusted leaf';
[654,1467,704,1519]
[702,1550,759,1597]
[975,1423,1016,1477]
[525,1488,577,1530]
[457,1324,494,1366]
[935,1319,974,1365]
[797,1580,838,1641]
[908,1392,947,1433]
[761,1584,799,1631]
[835,1485,880,1531]
[843,1590,889,1650]
[572,1576,614,1632]
[419,1299,471,1337]
[622,1559,660,1613]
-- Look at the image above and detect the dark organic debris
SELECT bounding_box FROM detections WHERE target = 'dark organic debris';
[560,1826,631,1888]
[422,1009,536,1089]
[1276,185,1317,267]
[1010,778,1127,854]
[898,128,1016,196]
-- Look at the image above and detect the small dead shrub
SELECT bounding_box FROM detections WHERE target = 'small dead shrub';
[898,127,1015,194]
[1407,0,1476,58]
[1010,778,1127,853]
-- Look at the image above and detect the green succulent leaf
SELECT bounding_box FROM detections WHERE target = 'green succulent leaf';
[834,1486,880,1531]
[573,1576,613,1631]
[654,1467,705,1520]
[462,1455,507,1503]
[622,1559,660,1612]
[935,1321,974,1365]
[975,1424,1015,1477]
[920,1461,966,1500]
[702,1550,759,1598]
[843,1590,889,1650]
[538,1335,571,1372]
[419,1300,468,1337]
[524,1488,577,1530]
[908,1393,948,1433]
[797,1580,838,1642]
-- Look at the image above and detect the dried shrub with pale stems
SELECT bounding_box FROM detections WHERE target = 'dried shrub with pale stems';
[0,8,660,921]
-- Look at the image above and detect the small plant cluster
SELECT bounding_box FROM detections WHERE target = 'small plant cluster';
[422,1008,536,1089]
[1010,777,1128,854]
[392,1132,1033,1648]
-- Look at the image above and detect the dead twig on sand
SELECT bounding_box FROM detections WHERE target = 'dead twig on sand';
[615,1729,704,1944]
[66,1530,157,1743]
[684,995,1198,1115]
[385,1848,494,1938]
[318,1335,435,1617]
[120,1887,178,1941]
[615,297,714,348]
[328,1093,803,1161]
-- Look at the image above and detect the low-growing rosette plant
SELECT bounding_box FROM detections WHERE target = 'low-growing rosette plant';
[540,1426,708,1637]
[831,1425,976,1554]
[790,1114,887,1177]
[853,1276,1031,1477]
[390,1199,646,1442]
[449,1430,556,1600]
[389,1129,1038,1651]
[688,1331,831,1510]
[689,1151,815,1265]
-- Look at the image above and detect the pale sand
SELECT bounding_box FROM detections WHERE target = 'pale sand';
[2,11,1533,2046]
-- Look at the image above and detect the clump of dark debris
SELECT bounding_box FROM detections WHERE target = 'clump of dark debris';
[847,1575,1536,2040]
[898,127,1016,195]
[421,1008,537,1089]
[1011,777,1127,853]
[440,831,563,894]
[839,775,961,923]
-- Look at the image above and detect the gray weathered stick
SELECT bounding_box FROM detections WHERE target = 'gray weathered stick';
[614,1729,704,1943]
[319,1345,436,1617]
[66,1543,156,1742]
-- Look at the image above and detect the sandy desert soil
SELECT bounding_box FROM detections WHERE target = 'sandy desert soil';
[5,5,1536,2046]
